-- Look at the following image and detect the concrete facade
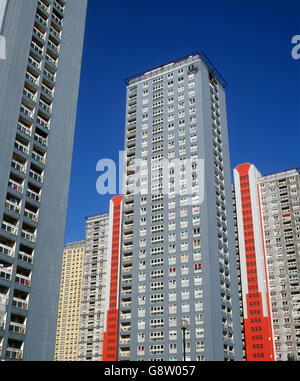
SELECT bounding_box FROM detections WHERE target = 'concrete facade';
[0,0,87,360]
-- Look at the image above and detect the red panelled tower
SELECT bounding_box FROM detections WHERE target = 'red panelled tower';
[102,195,122,361]
[234,164,274,361]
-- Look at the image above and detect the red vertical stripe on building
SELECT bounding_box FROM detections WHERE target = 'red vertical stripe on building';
[102,195,122,361]
[236,164,274,361]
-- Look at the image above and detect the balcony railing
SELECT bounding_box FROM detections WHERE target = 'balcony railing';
[9,322,26,335]
[50,26,61,39]
[28,55,41,71]
[17,122,31,137]
[54,0,64,13]
[15,273,31,287]
[23,88,37,103]
[18,251,33,264]
[29,170,43,183]
[33,26,46,41]
[26,189,40,202]
[12,297,28,310]
[43,68,56,82]
[5,200,20,214]
[25,72,39,86]
[0,268,12,281]
[20,104,34,119]
[39,100,52,114]
[32,151,45,165]
[38,0,50,13]
[35,13,48,27]
[21,230,36,243]
[48,40,60,54]
[14,141,29,155]
[31,41,43,56]
[46,54,57,69]
[24,209,38,222]
[0,243,14,257]
[0,293,9,305]
[37,116,50,129]
[6,348,23,360]
[52,14,63,27]
[1,222,18,235]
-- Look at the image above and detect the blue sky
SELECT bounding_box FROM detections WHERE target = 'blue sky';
[64,0,300,244]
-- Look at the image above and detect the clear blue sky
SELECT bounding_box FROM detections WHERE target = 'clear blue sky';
[64,0,300,244]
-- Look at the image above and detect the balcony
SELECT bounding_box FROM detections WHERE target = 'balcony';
[25,71,39,87]
[0,320,5,331]
[38,0,50,14]
[17,122,32,137]
[15,273,31,288]
[41,83,54,98]
[5,199,21,214]
[20,104,34,119]
[52,13,63,28]
[28,55,41,73]
[9,321,26,335]
[39,99,52,115]
[31,40,43,56]
[12,297,28,310]
[14,140,29,156]
[26,189,40,203]
[46,53,58,68]
[32,150,45,165]
[0,293,9,306]
[18,251,33,264]
[6,348,23,360]
[120,337,130,345]
[0,241,14,257]
[119,350,130,357]
[29,169,43,184]
[54,0,65,14]
[50,25,61,40]
[43,68,56,82]
[21,230,36,243]
[33,26,46,41]
[48,39,60,54]
[1,221,18,236]
[35,13,48,28]
[0,266,12,281]
[123,244,133,251]
[37,115,50,129]
[120,312,131,319]
[24,209,38,223]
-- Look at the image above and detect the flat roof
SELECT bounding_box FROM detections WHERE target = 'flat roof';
[259,166,300,181]
[124,50,227,89]
[85,212,109,220]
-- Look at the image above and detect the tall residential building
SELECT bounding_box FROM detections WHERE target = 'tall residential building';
[54,241,85,361]
[118,52,243,361]
[0,0,87,360]
[103,195,123,361]
[233,164,275,361]
[78,212,110,361]
[258,167,300,360]
[234,164,300,361]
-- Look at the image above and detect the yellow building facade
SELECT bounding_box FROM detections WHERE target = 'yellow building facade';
[54,241,85,361]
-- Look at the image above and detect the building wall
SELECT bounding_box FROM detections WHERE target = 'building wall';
[54,241,85,361]
[0,0,87,360]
